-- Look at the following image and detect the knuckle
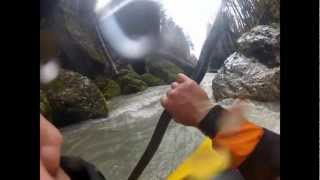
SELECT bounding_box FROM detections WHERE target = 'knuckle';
[167,89,173,97]
[52,130,63,146]
[41,117,63,146]
[161,96,170,108]
[186,80,194,87]
[161,97,166,105]
[171,82,178,89]
[190,80,197,86]
[169,90,177,98]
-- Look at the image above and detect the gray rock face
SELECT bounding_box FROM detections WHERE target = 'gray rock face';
[212,52,280,101]
[212,25,280,102]
[237,25,280,68]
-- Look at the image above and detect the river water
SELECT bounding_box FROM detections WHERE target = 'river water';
[61,73,280,179]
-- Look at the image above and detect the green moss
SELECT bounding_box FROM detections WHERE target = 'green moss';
[146,56,184,83]
[116,70,148,94]
[40,89,52,121]
[93,77,121,100]
[270,23,280,29]
[42,69,109,127]
[141,73,165,86]
[118,68,141,79]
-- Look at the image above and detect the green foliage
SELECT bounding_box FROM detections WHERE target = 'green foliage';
[40,89,52,121]
[270,23,280,29]
[146,56,183,83]
[141,73,165,86]
[93,77,121,100]
[116,70,148,94]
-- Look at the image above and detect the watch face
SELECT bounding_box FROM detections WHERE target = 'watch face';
[40,0,280,179]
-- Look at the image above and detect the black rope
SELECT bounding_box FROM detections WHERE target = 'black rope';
[127,111,171,180]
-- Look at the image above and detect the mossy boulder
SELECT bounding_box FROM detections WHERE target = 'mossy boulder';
[146,56,184,83]
[116,69,148,94]
[140,73,165,86]
[42,69,108,127]
[93,76,121,100]
[118,68,141,79]
[40,89,52,121]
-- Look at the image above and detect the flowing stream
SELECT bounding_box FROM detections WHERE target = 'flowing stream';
[61,73,280,179]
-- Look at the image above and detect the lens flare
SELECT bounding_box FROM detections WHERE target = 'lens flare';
[99,15,154,59]
[40,60,60,84]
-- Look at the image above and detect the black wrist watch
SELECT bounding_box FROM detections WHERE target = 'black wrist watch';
[198,105,228,138]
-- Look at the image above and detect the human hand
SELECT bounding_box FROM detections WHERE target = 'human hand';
[160,73,215,127]
[40,114,70,180]
[160,73,248,132]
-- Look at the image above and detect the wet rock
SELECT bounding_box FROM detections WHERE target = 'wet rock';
[116,70,148,94]
[237,25,280,68]
[141,73,165,86]
[146,56,184,83]
[118,68,141,80]
[40,89,52,121]
[40,30,60,63]
[212,52,280,101]
[131,60,147,75]
[93,76,121,100]
[43,69,108,127]
[50,1,111,78]
[63,14,105,64]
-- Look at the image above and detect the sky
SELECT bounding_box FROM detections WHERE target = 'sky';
[161,0,222,58]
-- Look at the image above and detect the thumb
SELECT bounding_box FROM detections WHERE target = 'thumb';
[40,159,54,180]
[55,168,71,180]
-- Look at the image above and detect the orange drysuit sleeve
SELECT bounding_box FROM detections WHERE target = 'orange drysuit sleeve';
[199,105,279,180]
[211,120,264,168]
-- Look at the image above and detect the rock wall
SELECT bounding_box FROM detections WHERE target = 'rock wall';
[212,25,280,102]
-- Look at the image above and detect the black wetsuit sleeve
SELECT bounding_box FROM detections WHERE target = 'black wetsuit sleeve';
[60,156,106,180]
[239,128,280,180]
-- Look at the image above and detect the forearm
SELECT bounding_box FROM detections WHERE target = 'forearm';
[198,105,280,179]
